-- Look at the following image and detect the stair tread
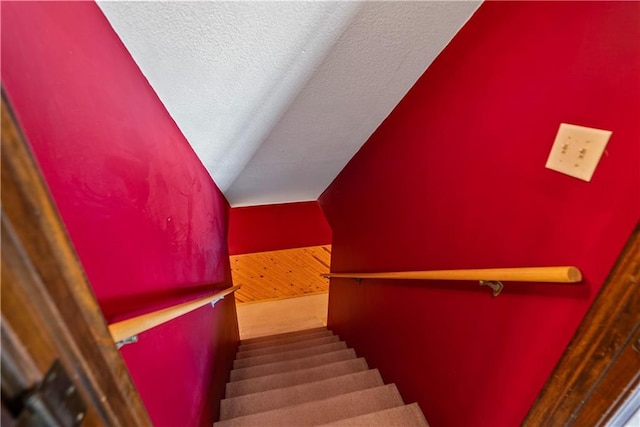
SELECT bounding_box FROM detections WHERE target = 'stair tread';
[230,348,356,382]
[239,331,335,353]
[234,341,347,369]
[220,369,384,420]
[240,327,329,347]
[214,384,404,427]
[225,358,369,398]
[318,403,430,427]
[236,333,340,359]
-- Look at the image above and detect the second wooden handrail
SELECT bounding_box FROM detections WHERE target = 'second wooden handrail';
[323,266,582,283]
[108,285,241,343]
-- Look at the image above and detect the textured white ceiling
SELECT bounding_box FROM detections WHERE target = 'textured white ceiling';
[98,1,480,207]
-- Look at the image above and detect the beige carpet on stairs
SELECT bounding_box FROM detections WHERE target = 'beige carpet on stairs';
[215,327,430,426]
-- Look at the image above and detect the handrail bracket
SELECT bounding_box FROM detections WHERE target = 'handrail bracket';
[211,296,224,307]
[479,280,504,297]
[116,335,138,349]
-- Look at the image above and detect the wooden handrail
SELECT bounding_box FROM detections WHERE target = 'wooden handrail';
[108,285,241,343]
[323,266,582,283]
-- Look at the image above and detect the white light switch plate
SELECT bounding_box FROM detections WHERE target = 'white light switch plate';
[545,123,612,182]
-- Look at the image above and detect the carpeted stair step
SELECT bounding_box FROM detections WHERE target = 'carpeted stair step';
[230,348,356,382]
[239,327,331,349]
[233,341,347,369]
[318,403,430,426]
[220,369,384,420]
[236,335,341,359]
[214,384,404,427]
[240,327,328,346]
[238,331,336,354]
[225,358,369,398]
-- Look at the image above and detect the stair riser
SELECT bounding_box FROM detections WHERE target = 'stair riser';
[236,335,340,359]
[225,358,369,398]
[238,331,334,353]
[214,384,404,427]
[230,348,357,382]
[220,369,384,420]
[233,341,347,369]
[317,403,430,426]
[240,327,328,346]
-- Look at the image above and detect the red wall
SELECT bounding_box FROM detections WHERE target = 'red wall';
[320,2,640,427]
[228,201,332,255]
[2,2,238,425]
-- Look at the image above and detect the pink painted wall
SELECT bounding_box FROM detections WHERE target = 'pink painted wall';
[320,2,640,426]
[1,2,238,425]
[228,201,332,255]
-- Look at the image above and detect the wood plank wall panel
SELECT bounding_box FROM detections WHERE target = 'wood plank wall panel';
[230,245,331,303]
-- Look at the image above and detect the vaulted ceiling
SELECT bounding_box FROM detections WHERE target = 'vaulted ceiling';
[97,1,480,207]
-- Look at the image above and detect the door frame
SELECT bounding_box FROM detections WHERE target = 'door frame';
[524,222,640,425]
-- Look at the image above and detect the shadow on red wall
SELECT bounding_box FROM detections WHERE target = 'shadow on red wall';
[320,2,640,426]
[229,201,332,255]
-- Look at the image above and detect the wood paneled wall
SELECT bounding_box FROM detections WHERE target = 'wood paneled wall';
[230,245,331,303]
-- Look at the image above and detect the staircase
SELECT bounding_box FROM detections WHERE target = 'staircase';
[215,327,429,426]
